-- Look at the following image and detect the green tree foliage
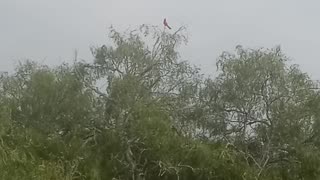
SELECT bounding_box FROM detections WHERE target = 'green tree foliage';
[0,25,320,179]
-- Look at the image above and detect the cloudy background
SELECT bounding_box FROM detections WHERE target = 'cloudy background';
[1,0,320,79]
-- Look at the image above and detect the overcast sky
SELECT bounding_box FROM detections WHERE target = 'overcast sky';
[1,0,320,79]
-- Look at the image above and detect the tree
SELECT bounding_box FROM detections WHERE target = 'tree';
[209,45,320,178]
[1,25,320,179]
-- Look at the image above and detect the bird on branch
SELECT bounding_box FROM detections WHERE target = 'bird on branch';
[163,18,172,30]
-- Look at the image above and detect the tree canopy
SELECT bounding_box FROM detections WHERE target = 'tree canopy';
[1,25,320,179]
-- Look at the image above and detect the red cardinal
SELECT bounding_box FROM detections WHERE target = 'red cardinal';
[163,18,172,29]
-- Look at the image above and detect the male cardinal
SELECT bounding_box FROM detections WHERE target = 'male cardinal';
[163,18,172,29]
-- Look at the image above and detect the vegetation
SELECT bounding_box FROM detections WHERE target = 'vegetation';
[1,25,320,179]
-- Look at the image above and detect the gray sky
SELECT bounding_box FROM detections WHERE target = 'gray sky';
[1,0,320,79]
